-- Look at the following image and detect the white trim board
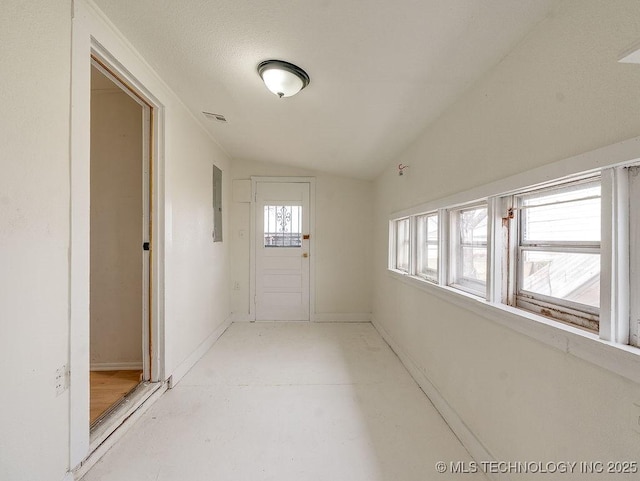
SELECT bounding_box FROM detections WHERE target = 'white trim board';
[90,362,144,371]
[313,313,372,322]
[167,315,233,388]
[229,312,252,323]
[372,318,507,481]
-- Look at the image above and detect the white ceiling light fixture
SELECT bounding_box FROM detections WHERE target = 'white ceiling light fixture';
[257,60,310,98]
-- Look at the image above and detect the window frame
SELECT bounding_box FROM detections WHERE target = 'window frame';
[415,212,439,283]
[448,202,489,297]
[386,144,640,363]
[385,138,640,385]
[508,176,602,331]
[212,165,223,242]
[392,216,411,273]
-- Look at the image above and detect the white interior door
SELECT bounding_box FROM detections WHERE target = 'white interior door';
[255,181,310,321]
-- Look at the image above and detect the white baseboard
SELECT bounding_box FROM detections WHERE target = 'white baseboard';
[313,312,371,322]
[90,362,143,371]
[230,312,371,323]
[61,472,74,481]
[371,317,507,481]
[167,315,233,388]
[229,312,252,322]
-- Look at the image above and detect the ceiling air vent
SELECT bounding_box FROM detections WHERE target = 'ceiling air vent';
[202,111,227,123]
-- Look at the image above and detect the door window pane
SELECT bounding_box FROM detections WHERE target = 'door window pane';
[264,205,302,247]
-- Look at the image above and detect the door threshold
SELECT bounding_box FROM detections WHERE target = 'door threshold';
[89,381,164,450]
[75,381,166,479]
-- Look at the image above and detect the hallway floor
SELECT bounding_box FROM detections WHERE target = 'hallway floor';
[81,322,485,481]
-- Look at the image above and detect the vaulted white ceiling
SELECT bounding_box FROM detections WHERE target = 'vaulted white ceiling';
[94,0,559,180]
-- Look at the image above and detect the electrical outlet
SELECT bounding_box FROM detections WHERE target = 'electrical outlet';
[55,364,69,396]
[233,281,240,290]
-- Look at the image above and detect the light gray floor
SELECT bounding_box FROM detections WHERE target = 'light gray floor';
[82,322,486,481]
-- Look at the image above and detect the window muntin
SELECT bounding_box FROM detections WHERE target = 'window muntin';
[263,205,302,247]
[395,217,410,272]
[515,179,601,327]
[450,204,488,296]
[416,213,438,282]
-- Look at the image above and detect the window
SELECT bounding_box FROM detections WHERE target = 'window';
[416,213,438,282]
[513,178,600,330]
[387,154,640,355]
[449,204,488,296]
[627,166,640,347]
[394,217,411,272]
[263,205,302,247]
[212,165,223,242]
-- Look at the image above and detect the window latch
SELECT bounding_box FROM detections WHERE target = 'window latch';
[504,207,515,220]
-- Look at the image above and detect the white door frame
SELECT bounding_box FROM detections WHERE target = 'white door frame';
[90,57,153,380]
[250,177,316,321]
[70,0,166,468]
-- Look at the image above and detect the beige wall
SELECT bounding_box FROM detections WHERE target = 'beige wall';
[372,0,640,476]
[0,1,233,479]
[163,103,231,376]
[230,158,373,320]
[90,75,144,368]
[0,1,72,479]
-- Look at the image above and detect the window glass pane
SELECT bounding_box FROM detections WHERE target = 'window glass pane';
[426,245,438,271]
[461,246,487,283]
[263,205,302,247]
[521,182,600,243]
[450,204,487,295]
[427,215,438,241]
[521,250,600,308]
[212,165,223,242]
[460,207,487,245]
[395,218,410,271]
[417,214,438,280]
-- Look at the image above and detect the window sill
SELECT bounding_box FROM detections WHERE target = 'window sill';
[387,269,640,385]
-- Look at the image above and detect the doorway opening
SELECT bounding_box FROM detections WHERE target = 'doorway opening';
[70,12,167,467]
[89,60,151,427]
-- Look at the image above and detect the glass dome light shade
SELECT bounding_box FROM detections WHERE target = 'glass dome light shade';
[257,60,310,98]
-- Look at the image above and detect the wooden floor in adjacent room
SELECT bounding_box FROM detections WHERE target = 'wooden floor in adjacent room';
[90,370,142,424]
